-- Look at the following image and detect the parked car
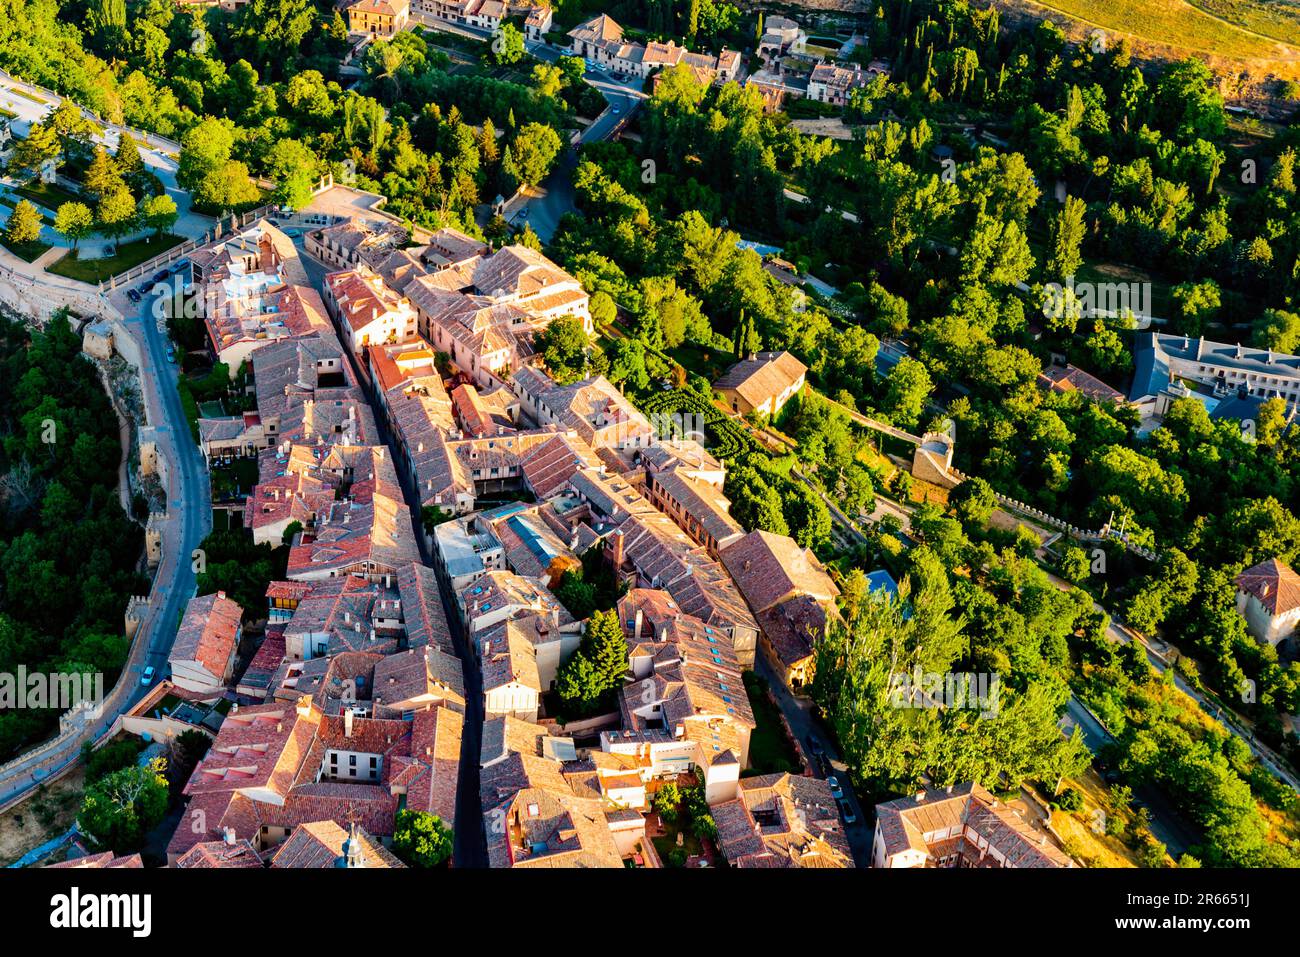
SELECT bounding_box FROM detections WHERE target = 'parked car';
[838,800,857,824]
[126,288,141,303]
[151,270,169,284]
[806,737,826,760]
[166,347,176,363]
[827,776,844,800]
[170,259,189,273]
[140,666,155,686]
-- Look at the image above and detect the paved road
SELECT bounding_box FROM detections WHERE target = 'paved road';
[0,294,209,808]
[1061,697,1200,857]
[515,41,646,242]
[755,655,872,866]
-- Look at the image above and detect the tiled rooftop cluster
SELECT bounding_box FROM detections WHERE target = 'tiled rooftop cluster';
[167,209,852,870]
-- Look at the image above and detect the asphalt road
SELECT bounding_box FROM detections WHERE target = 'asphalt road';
[1062,697,1201,857]
[755,655,873,866]
[0,296,209,808]
[515,42,646,242]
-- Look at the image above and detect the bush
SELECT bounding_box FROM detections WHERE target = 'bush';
[1053,786,1084,812]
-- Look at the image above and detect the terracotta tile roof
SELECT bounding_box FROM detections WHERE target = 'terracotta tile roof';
[713,351,807,408]
[478,715,624,868]
[757,594,834,669]
[390,706,461,825]
[270,820,404,868]
[1036,363,1124,403]
[397,563,455,653]
[49,851,144,869]
[875,782,1073,867]
[720,529,839,615]
[1235,558,1300,616]
[373,644,466,714]
[170,591,243,678]
[714,772,852,868]
[172,840,264,868]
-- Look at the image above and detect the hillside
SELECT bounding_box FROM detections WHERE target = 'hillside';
[995,0,1300,80]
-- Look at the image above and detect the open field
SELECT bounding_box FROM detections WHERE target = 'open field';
[0,767,85,867]
[1028,0,1294,59]
[1190,0,1300,46]
[996,0,1300,80]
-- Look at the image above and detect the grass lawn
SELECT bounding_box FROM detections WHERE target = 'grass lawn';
[47,233,184,283]
[1189,0,1300,45]
[669,342,733,382]
[210,457,259,501]
[0,237,52,262]
[0,194,55,225]
[13,179,84,211]
[742,671,801,776]
[7,87,45,104]
[0,106,15,119]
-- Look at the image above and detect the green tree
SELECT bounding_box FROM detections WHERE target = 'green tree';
[267,138,319,211]
[54,201,94,249]
[96,186,138,240]
[77,758,169,853]
[139,193,178,238]
[4,199,43,246]
[534,315,590,384]
[491,22,525,64]
[391,809,453,867]
[881,357,932,429]
[1046,195,1087,280]
[585,608,629,689]
[501,122,562,190]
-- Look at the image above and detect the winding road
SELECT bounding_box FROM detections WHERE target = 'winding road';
[0,292,210,811]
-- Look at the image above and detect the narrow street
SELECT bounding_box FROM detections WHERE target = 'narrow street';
[299,245,487,867]
[754,655,874,866]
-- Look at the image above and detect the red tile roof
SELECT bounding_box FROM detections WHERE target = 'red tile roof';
[1236,558,1300,616]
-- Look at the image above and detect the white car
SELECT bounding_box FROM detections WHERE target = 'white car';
[140,666,155,686]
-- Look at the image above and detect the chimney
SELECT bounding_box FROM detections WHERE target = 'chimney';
[344,709,354,738]
[223,827,237,845]
[610,529,625,570]
[914,789,926,803]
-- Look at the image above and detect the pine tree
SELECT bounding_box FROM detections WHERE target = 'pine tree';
[114,132,144,180]
[586,609,629,690]
[83,145,124,203]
